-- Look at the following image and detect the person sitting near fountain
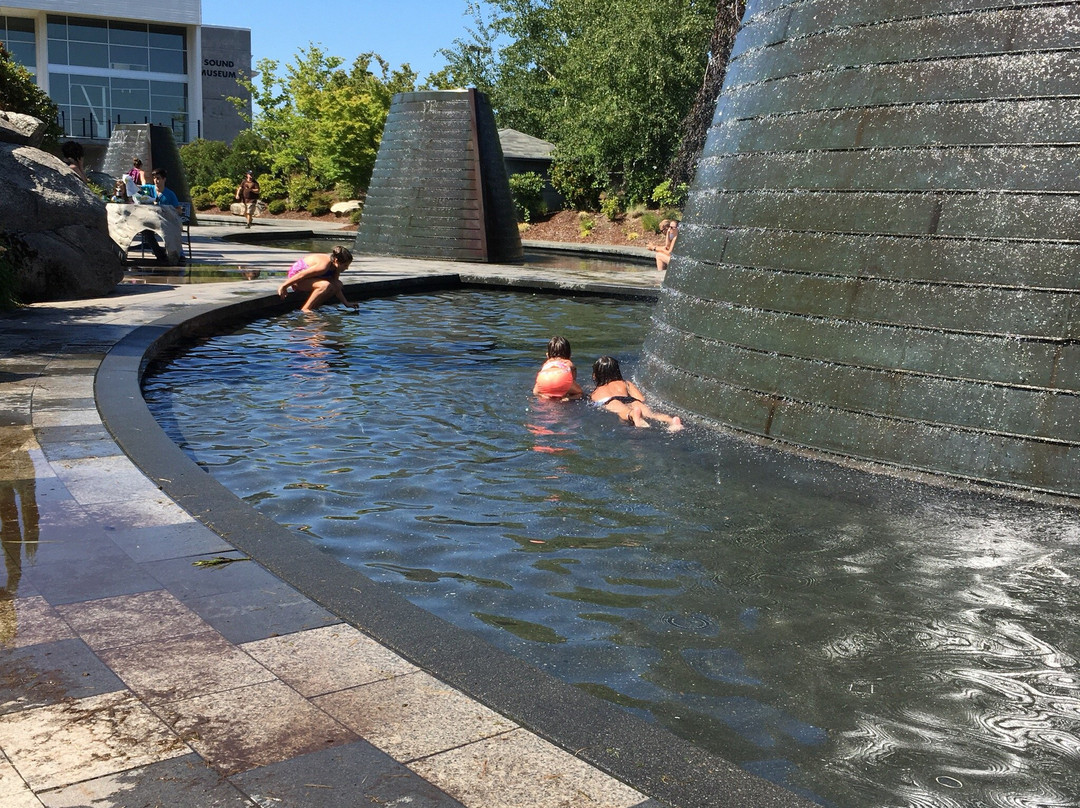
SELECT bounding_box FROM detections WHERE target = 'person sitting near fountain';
[140,168,182,262]
[647,219,678,271]
[128,157,147,186]
[591,355,683,431]
[533,336,583,400]
[109,179,132,203]
[60,141,89,184]
[277,246,359,312]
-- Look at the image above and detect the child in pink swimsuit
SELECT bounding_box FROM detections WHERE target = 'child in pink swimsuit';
[533,336,583,400]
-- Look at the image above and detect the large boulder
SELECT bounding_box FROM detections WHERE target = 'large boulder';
[0,141,124,302]
[0,111,46,148]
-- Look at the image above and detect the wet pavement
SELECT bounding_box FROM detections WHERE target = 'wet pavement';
[0,218,805,808]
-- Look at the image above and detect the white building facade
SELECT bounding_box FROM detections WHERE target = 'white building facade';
[0,0,251,144]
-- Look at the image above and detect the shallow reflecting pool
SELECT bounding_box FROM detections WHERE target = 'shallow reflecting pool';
[143,289,1080,807]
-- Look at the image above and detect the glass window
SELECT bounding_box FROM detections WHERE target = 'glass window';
[46,16,66,40]
[7,41,34,67]
[110,44,148,71]
[109,21,146,48]
[0,16,36,69]
[148,26,184,51]
[47,38,68,65]
[49,72,69,104]
[67,18,107,43]
[149,49,185,74]
[151,81,187,114]
[112,78,150,110]
[68,41,108,69]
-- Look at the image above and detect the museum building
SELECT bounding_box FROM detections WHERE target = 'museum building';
[0,0,251,144]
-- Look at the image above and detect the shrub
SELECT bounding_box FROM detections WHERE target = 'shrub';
[550,158,601,211]
[600,193,624,222]
[192,192,216,211]
[179,139,231,188]
[651,179,689,208]
[349,207,363,225]
[256,173,287,201]
[578,212,595,239]
[306,192,333,216]
[626,231,639,240]
[287,174,320,209]
[508,171,546,223]
[641,211,662,233]
[267,199,288,215]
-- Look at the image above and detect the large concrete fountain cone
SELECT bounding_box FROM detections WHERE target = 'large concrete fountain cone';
[353,89,522,264]
[641,1,1080,499]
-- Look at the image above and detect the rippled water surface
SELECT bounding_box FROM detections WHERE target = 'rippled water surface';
[143,290,1080,807]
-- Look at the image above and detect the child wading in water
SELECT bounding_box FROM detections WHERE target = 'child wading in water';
[277,246,359,312]
[533,336,584,400]
[591,355,683,431]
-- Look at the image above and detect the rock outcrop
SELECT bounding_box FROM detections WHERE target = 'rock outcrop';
[0,111,46,148]
[106,204,182,265]
[0,114,124,302]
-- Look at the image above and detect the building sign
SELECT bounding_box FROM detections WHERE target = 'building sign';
[202,58,238,79]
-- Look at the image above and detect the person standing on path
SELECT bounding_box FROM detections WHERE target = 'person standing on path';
[235,171,261,228]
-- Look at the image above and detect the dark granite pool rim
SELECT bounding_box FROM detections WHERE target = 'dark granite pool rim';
[95,272,815,808]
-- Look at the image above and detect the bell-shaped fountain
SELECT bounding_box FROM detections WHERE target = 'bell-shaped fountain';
[642,0,1080,499]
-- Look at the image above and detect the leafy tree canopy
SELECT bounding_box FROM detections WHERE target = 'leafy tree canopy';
[434,0,715,204]
[234,46,417,194]
[0,44,62,150]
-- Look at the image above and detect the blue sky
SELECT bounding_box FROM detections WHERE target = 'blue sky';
[201,0,476,80]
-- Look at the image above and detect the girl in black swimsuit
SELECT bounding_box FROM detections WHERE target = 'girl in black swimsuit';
[590,356,683,431]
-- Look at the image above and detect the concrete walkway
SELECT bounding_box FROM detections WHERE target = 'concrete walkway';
[0,219,807,808]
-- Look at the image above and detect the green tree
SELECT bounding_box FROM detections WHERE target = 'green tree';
[234,46,417,194]
[178,138,230,188]
[0,43,62,149]
[436,0,714,204]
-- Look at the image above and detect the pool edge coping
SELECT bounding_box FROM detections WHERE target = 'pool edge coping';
[96,273,818,808]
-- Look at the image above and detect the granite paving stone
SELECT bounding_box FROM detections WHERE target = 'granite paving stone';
[410,729,653,808]
[241,623,419,697]
[19,547,163,606]
[315,669,518,762]
[39,753,255,808]
[231,740,467,808]
[99,629,275,705]
[0,690,190,791]
[144,553,287,601]
[106,521,233,563]
[81,496,196,530]
[184,582,341,644]
[0,597,74,649]
[0,638,124,715]
[155,679,359,776]
[0,755,40,808]
[52,455,164,504]
[56,590,213,650]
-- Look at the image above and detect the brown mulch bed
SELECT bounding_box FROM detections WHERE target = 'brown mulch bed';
[519,209,662,248]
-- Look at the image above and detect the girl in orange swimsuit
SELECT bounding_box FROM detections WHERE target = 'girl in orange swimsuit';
[533,336,584,400]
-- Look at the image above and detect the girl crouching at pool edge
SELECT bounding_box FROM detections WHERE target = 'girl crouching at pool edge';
[591,355,683,431]
[278,246,359,312]
[533,336,584,400]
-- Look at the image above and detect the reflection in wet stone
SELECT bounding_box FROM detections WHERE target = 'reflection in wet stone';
[0,427,40,644]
